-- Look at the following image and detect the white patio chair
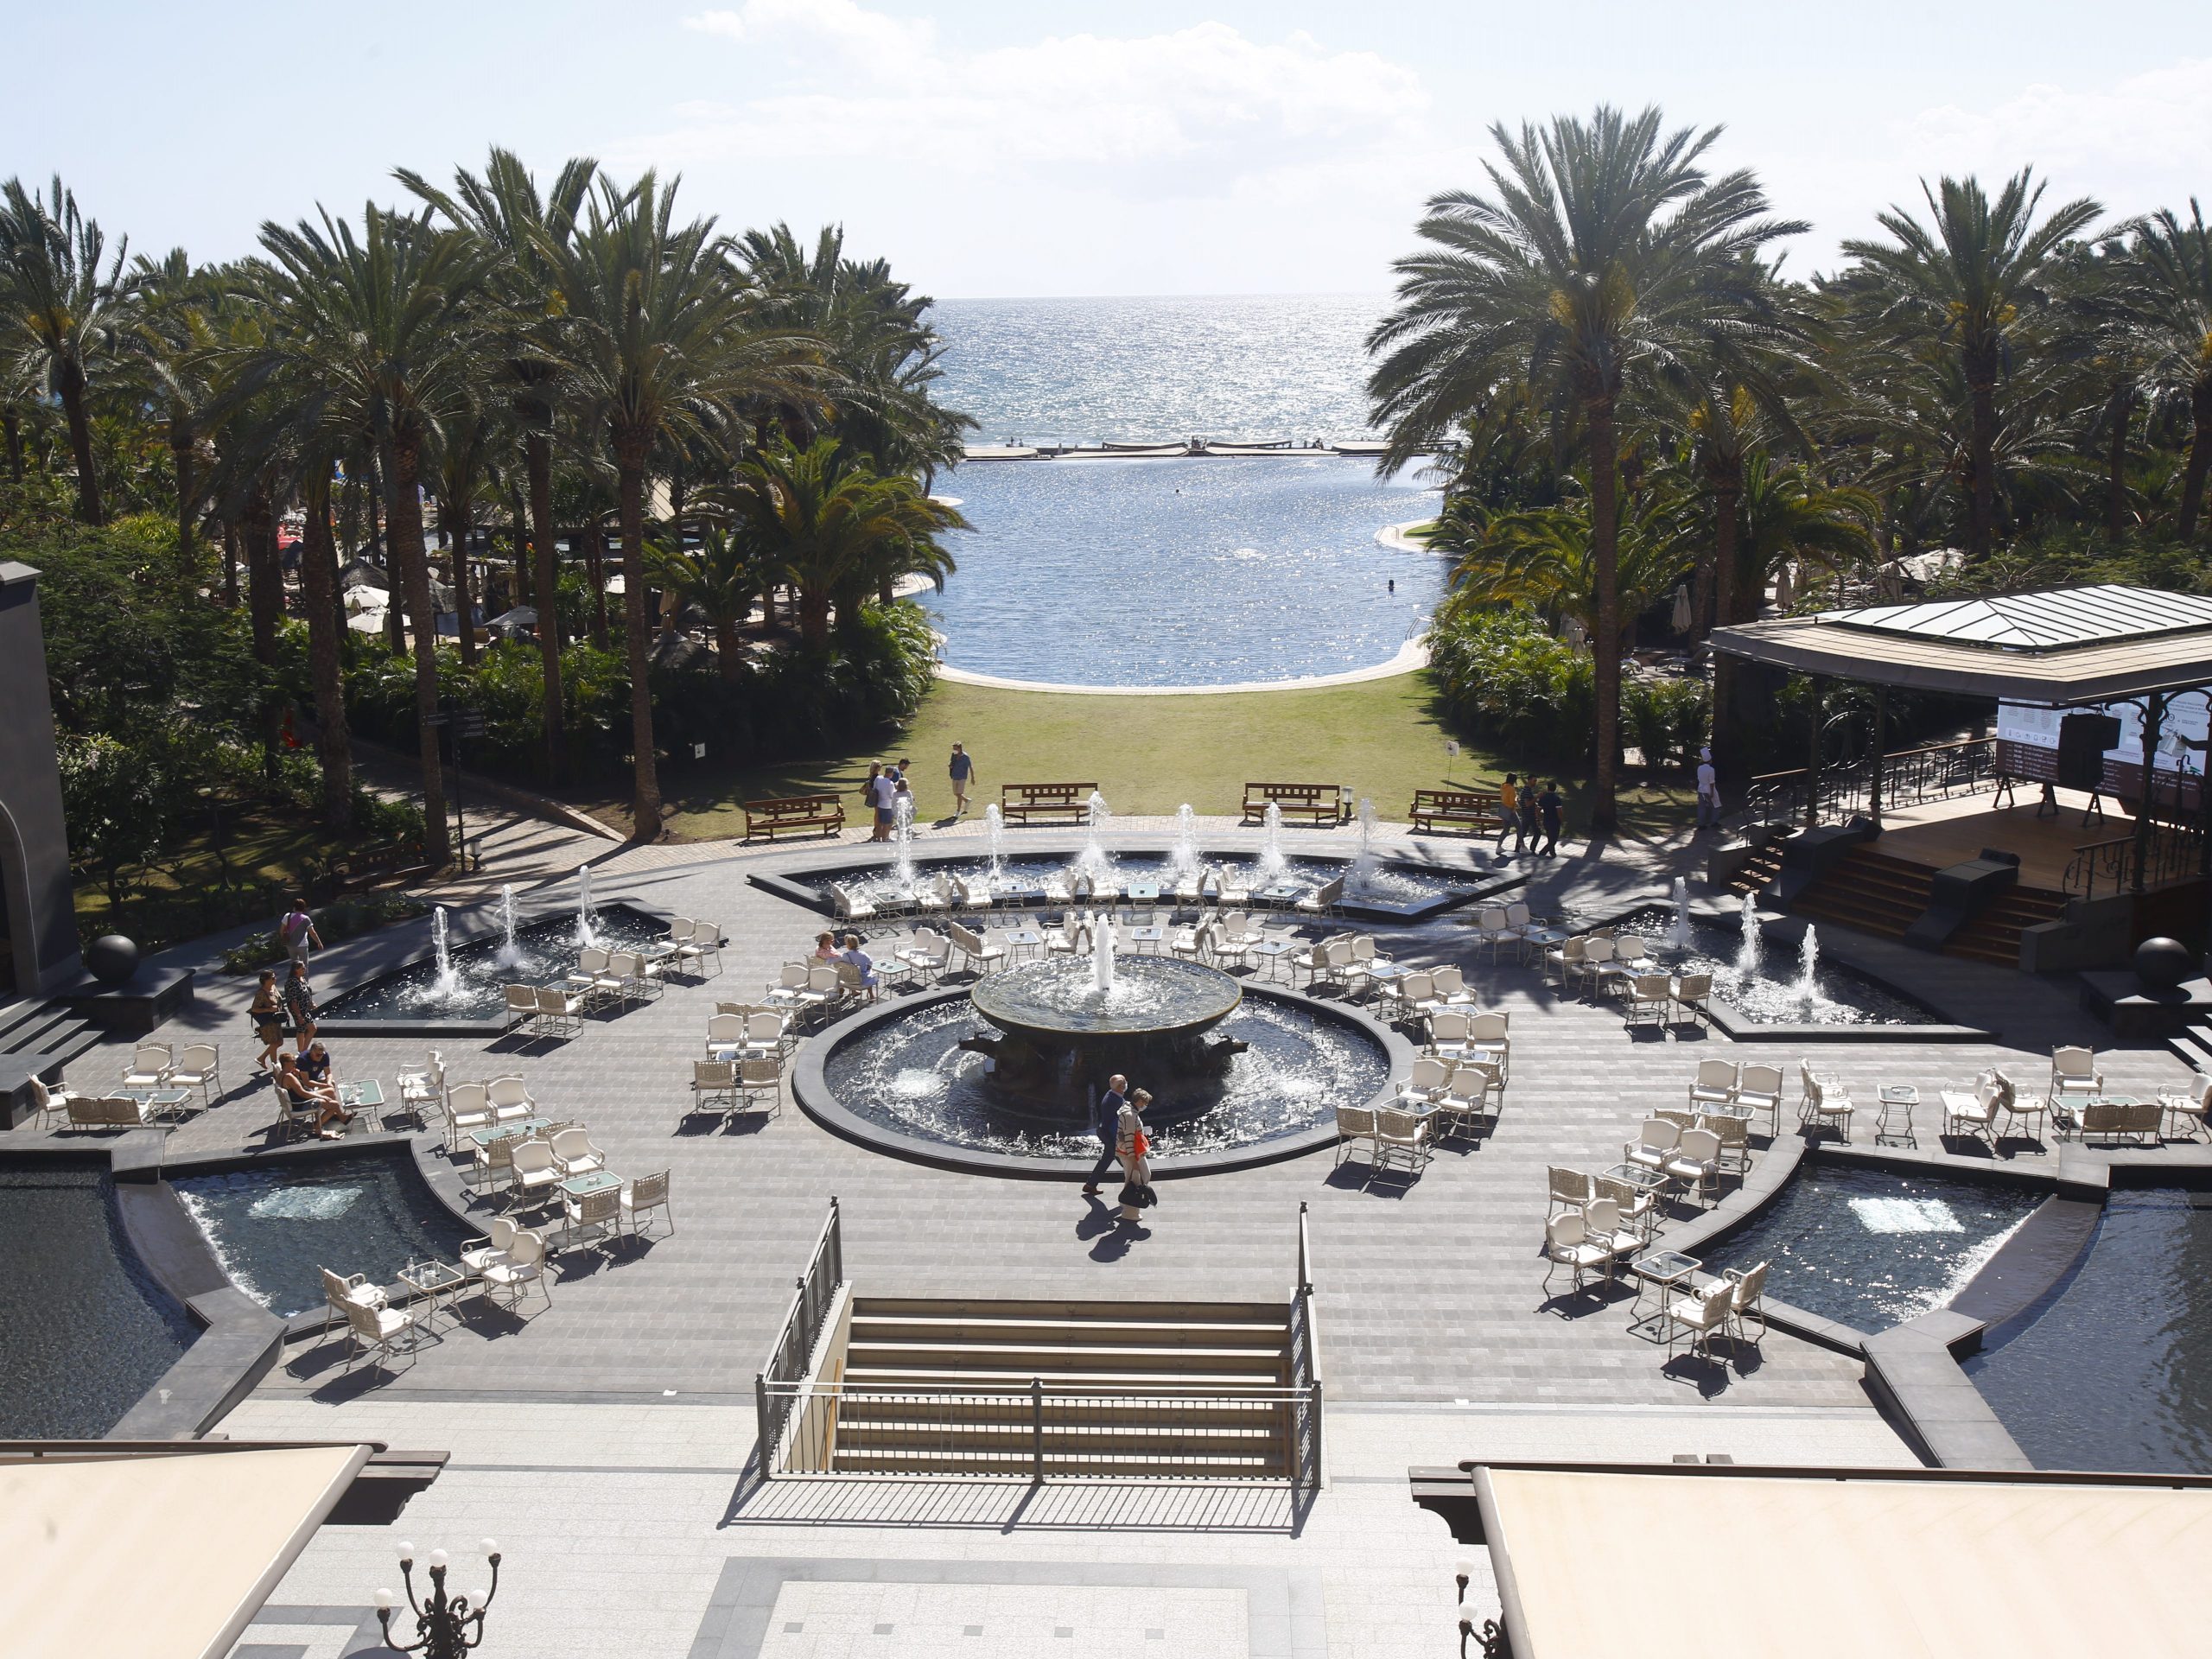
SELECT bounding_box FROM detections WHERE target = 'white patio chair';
[1798,1061,1854,1142]
[533,985,584,1038]
[1689,1058,1739,1112]
[1294,875,1345,918]
[469,1129,515,1192]
[1548,1166,1593,1217]
[445,1082,494,1149]
[1581,1197,1642,1272]
[677,921,723,977]
[1703,1109,1751,1174]
[1046,916,1084,958]
[1614,933,1655,974]
[397,1052,446,1120]
[742,1010,791,1061]
[549,1127,604,1179]
[486,1075,535,1123]
[1580,937,1618,999]
[1942,1072,2001,1144]
[912,876,951,916]
[1542,1211,1612,1295]
[1663,1128,1725,1206]
[830,884,876,921]
[609,950,664,1003]
[690,1059,738,1119]
[567,946,615,1005]
[167,1044,222,1107]
[1218,869,1252,908]
[1427,1009,1474,1059]
[321,1266,386,1335]
[1471,906,1513,963]
[738,1057,785,1116]
[1544,935,1587,991]
[900,927,950,982]
[1334,1103,1378,1167]
[1624,1118,1680,1176]
[1211,919,1254,970]
[1664,1282,1735,1361]
[1593,1173,1661,1241]
[459,1217,519,1279]
[1374,1105,1430,1173]
[554,1184,621,1252]
[121,1044,173,1089]
[1624,972,1672,1027]
[798,963,842,1014]
[706,1012,745,1053]
[2159,1072,2212,1141]
[1429,1065,1490,1141]
[765,961,810,1008]
[2050,1044,2103,1103]
[619,1170,674,1238]
[1503,902,1541,961]
[950,921,1007,976]
[27,1077,79,1130]
[1397,1054,1452,1106]
[480,1229,551,1311]
[1670,972,1714,1029]
[1465,1011,1511,1080]
[1724,1261,1769,1344]
[1736,1065,1784,1138]
[505,1140,563,1211]
[1390,971,1434,1020]
[1430,964,1475,1007]
[344,1296,423,1368]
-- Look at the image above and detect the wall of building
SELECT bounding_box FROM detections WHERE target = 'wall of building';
[0,563,82,995]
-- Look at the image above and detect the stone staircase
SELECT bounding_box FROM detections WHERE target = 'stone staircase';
[0,996,102,1072]
[825,1297,1298,1478]
[1783,847,2068,968]
[1943,885,2069,967]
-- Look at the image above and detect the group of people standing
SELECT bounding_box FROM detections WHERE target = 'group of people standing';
[1492,775,1567,857]
[1084,1073,1158,1222]
[861,745,978,841]
[245,899,359,1138]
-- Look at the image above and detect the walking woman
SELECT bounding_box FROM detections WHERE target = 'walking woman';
[281,958,319,1054]
[1116,1088,1158,1224]
[250,970,284,1072]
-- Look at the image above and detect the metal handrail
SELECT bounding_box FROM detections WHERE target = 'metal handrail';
[754,1196,843,1478]
[1739,735,2000,830]
[1288,1202,1323,1495]
[2064,823,2207,899]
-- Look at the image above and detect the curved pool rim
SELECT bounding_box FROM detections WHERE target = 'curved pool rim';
[793,982,1416,1180]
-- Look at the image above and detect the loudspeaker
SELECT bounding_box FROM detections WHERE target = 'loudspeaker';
[2056,712,2122,791]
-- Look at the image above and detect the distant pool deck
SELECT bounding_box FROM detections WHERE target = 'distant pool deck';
[933,632,1430,696]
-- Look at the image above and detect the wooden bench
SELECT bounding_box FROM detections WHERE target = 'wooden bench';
[744,795,845,842]
[1408,789,1502,836]
[1001,783,1097,824]
[1243,782,1349,825]
[325,841,429,891]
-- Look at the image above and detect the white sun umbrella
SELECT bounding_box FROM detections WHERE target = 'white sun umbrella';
[1670,583,1693,634]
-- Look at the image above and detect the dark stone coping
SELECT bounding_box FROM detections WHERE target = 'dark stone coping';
[315,895,678,1040]
[1592,899,1995,1044]
[791,981,1416,1180]
[2078,969,2212,1038]
[54,964,197,1038]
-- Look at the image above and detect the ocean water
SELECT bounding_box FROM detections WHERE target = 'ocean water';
[926,455,1441,685]
[932,295,1388,447]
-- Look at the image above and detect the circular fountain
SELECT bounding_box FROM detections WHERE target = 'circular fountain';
[962,956,1247,1112]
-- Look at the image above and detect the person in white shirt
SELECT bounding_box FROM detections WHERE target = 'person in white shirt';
[1695,747,1720,830]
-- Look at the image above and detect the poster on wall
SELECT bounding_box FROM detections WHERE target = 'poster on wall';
[1997,691,2209,809]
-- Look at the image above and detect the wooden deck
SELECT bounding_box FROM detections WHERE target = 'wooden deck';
[1874,788,2134,893]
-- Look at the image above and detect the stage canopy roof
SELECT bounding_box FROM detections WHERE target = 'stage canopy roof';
[1,1440,370,1659]
[1708,584,2212,706]
[1471,1463,2212,1659]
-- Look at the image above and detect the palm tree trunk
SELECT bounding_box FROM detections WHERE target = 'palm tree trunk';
[1967,348,1998,560]
[385,431,452,865]
[448,497,478,667]
[56,359,103,525]
[171,423,195,569]
[798,586,830,649]
[300,477,353,829]
[2105,386,2133,539]
[1707,462,1744,784]
[616,437,663,840]
[2180,384,2212,541]
[715,617,743,682]
[1587,403,1623,833]
[527,432,565,780]
[585,520,610,647]
[243,482,283,779]
[221,521,239,607]
[2,405,21,480]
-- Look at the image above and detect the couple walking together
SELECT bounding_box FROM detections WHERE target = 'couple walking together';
[1083,1072,1157,1222]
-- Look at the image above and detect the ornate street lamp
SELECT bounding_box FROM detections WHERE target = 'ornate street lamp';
[375,1539,500,1658]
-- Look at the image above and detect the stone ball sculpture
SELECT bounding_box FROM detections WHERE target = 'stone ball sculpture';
[2133,936,2194,993]
[84,934,140,986]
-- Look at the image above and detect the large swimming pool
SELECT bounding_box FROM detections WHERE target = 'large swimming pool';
[927,457,1443,687]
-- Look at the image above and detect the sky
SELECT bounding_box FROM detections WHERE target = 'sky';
[6,1,2209,297]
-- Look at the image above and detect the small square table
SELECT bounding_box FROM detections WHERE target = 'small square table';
[468,1116,550,1149]
[561,1169,620,1198]
[1250,939,1303,981]
[1257,882,1306,908]
[1875,1085,1918,1147]
[118,1086,194,1120]
[1628,1249,1702,1334]
[1601,1162,1669,1194]
[1125,881,1161,906]
[397,1259,470,1333]
[1004,929,1044,962]
[1522,925,1570,949]
[1128,926,1167,953]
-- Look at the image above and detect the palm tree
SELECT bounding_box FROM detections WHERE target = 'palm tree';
[1432,489,1691,649]
[541,170,821,838]
[0,175,130,523]
[1368,106,1803,829]
[1840,171,2101,560]
[715,437,964,649]
[2129,200,2212,538]
[124,249,224,567]
[400,149,596,774]
[646,524,767,680]
[247,203,488,865]
[1734,457,1878,604]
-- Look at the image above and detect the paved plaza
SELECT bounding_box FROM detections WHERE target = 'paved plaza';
[15,813,2198,1657]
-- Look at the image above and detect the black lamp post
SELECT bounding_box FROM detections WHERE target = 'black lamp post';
[375,1539,500,1658]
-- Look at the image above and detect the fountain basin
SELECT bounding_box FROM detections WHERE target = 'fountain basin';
[798,982,1409,1178]
[971,956,1242,1042]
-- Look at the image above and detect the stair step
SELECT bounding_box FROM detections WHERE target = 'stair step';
[833,1423,1281,1453]
[829,1450,1284,1478]
[0,1006,95,1058]
[845,1344,1287,1376]
[841,1366,1288,1391]
[847,1316,1289,1350]
[850,1297,1288,1323]
[831,1398,1280,1429]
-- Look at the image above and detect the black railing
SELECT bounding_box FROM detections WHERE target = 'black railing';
[754,1196,843,1480]
[1738,736,1999,830]
[1286,1202,1323,1496]
[2064,823,2207,899]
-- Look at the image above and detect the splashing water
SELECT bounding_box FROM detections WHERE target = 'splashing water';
[1171,804,1202,880]
[985,802,1006,878]
[1349,797,1380,893]
[1258,802,1288,880]
[1734,891,1763,980]
[1092,913,1117,992]
[1075,790,1116,884]
[1797,925,1821,1007]
[893,793,917,892]
[430,906,460,998]
[1670,877,1693,951]
[495,883,522,969]
[576,866,601,948]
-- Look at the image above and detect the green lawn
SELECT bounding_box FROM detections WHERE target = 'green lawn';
[619,671,1691,841]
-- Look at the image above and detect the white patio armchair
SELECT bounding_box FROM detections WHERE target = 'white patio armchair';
[1593,1173,1661,1241]
[1670,972,1714,1030]
[168,1044,222,1107]
[548,1127,604,1179]
[344,1296,424,1369]
[1736,1065,1785,1138]
[1624,972,1673,1027]
[1548,1166,1593,1217]
[1688,1058,1739,1113]
[1581,1197,1642,1272]
[1465,1011,1510,1079]
[742,1010,791,1061]
[2160,1072,2212,1141]
[1471,906,1516,963]
[2050,1045,2104,1103]
[459,1217,519,1279]
[445,1081,494,1147]
[555,1184,622,1252]
[1427,1009,1474,1060]
[1543,934,1587,991]
[121,1044,173,1089]
[1664,1282,1736,1361]
[1373,1105,1430,1173]
[321,1266,387,1335]
[1294,874,1345,919]
[1397,1054,1452,1107]
[1580,937,1618,1000]
[949,921,1006,976]
[1798,1062,1854,1142]
[737,1057,785,1116]
[899,927,951,982]
[1663,1128,1726,1206]
[619,1170,674,1239]
[675,920,723,977]
[505,1141,563,1211]
[486,1075,535,1123]
[480,1229,551,1312]
[1624,1118,1681,1177]
[1724,1262,1770,1344]
[690,1060,738,1120]
[1542,1211,1613,1295]
[830,884,876,922]
[533,985,585,1039]
[1429,964,1476,1007]
[1334,1103,1379,1168]
[765,961,810,1009]
[705,1013,746,1055]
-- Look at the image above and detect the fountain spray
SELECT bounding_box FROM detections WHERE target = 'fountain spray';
[1669,877,1693,951]
[1076,790,1115,884]
[1733,891,1763,981]
[893,792,917,893]
[575,866,600,948]
[1350,798,1379,893]
[1172,804,1201,880]
[495,883,522,969]
[430,906,460,997]
[1258,802,1288,880]
[985,802,1006,879]
[1091,911,1117,993]
[1796,925,1821,1007]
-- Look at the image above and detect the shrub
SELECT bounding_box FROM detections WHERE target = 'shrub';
[1424,608,1596,761]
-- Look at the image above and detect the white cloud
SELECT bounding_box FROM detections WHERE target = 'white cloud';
[684,1,936,82]
[1897,58,2212,187]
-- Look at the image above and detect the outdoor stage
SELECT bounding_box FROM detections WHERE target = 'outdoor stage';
[1873,787,2133,894]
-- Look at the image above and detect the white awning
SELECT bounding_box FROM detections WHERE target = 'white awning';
[1,1442,371,1659]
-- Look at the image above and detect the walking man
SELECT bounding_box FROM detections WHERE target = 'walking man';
[1538,779,1564,856]
[949,743,974,817]
[280,897,321,969]
[1517,777,1540,855]
[1496,775,1520,854]
[1083,1072,1128,1196]
[1695,747,1720,831]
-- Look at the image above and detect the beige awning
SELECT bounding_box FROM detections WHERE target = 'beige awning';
[1,1442,371,1659]
[1476,1465,2212,1658]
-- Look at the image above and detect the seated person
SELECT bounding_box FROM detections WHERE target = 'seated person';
[299,1039,334,1089]
[276,1052,353,1138]
[812,931,841,962]
[840,932,878,1001]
